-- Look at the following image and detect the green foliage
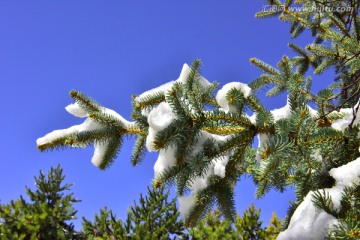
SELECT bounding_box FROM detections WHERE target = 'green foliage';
[0,165,80,240]
[190,204,281,240]
[82,207,128,240]
[82,186,188,240]
[189,209,238,240]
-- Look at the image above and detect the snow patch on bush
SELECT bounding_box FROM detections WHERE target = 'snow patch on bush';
[332,103,360,131]
[270,97,317,122]
[146,102,175,151]
[176,131,232,218]
[37,101,132,169]
[216,82,251,113]
[65,102,88,118]
[37,103,131,148]
[270,102,292,122]
[36,118,101,146]
[255,133,269,162]
[102,107,132,129]
[154,145,177,178]
[178,166,214,219]
[278,157,360,240]
[92,141,110,167]
[135,64,211,103]
[213,156,230,178]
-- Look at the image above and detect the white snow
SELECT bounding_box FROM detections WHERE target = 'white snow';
[152,129,231,193]
[146,102,175,152]
[102,107,131,129]
[179,96,198,116]
[146,127,158,152]
[37,103,132,147]
[255,133,269,162]
[148,102,175,132]
[91,107,132,167]
[135,64,212,104]
[197,75,213,90]
[141,107,152,117]
[277,157,360,240]
[330,157,360,188]
[213,156,230,178]
[307,105,317,117]
[176,131,232,218]
[136,62,215,152]
[37,102,92,145]
[248,113,257,124]
[36,118,101,146]
[216,82,252,113]
[178,193,196,220]
[332,103,360,131]
[91,141,109,167]
[37,101,133,170]
[135,62,213,151]
[153,129,232,218]
[311,151,323,162]
[188,130,230,157]
[178,166,214,219]
[270,99,291,122]
[277,192,338,240]
[136,81,175,102]
[154,145,176,178]
[270,97,317,122]
[65,102,88,118]
[191,172,212,191]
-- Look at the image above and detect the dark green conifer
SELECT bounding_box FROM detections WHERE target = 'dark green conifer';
[190,204,281,240]
[190,209,238,240]
[82,186,188,240]
[0,165,80,240]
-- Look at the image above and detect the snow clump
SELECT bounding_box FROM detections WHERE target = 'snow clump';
[146,102,176,152]
[277,157,360,240]
[331,102,360,131]
[135,64,212,103]
[216,82,252,113]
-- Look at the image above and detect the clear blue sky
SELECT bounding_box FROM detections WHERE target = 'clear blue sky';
[0,0,332,230]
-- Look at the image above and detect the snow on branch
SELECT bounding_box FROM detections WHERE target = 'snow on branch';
[37,61,360,231]
[278,157,360,240]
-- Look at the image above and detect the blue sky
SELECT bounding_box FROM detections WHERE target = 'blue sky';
[0,1,332,229]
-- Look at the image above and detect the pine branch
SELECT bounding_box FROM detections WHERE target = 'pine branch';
[96,136,123,170]
[185,188,216,227]
[215,183,236,223]
[312,189,338,216]
[131,135,147,166]
[134,91,166,111]
[70,90,101,113]
[250,58,281,76]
